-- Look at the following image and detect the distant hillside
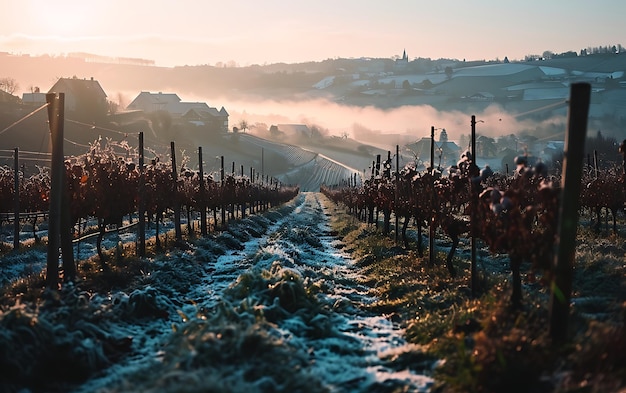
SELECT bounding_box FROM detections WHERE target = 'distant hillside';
[2,51,626,188]
[0,104,372,190]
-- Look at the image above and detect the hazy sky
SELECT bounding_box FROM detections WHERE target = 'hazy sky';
[1,0,624,67]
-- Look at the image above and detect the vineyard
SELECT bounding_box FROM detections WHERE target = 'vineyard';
[0,86,625,392]
[322,147,626,302]
[0,137,299,268]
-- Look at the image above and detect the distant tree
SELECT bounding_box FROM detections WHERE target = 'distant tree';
[420,79,433,88]
[108,100,119,114]
[444,66,453,80]
[497,134,520,152]
[114,92,129,110]
[458,134,469,151]
[309,124,329,140]
[503,56,510,63]
[553,50,577,58]
[0,77,19,94]
[250,122,268,135]
[238,119,249,133]
[586,130,619,166]
[478,136,497,157]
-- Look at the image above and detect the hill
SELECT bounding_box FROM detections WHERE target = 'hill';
[0,103,383,191]
[2,51,626,189]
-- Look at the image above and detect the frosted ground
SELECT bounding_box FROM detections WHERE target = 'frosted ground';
[0,193,435,392]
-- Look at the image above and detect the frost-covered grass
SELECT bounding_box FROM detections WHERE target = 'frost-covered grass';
[325,200,626,392]
[0,194,438,392]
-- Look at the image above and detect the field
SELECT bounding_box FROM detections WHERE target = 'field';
[0,188,624,392]
[326,201,626,392]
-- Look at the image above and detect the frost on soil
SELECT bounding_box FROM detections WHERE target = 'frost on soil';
[0,193,434,393]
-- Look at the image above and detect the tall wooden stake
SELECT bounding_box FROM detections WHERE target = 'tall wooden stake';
[13,148,19,250]
[46,93,64,290]
[199,147,207,236]
[171,142,182,242]
[470,115,478,297]
[138,132,146,257]
[395,144,399,243]
[60,164,75,282]
[220,155,226,228]
[429,126,435,267]
[549,82,590,344]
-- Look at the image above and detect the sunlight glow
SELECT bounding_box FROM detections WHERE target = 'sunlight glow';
[26,2,98,36]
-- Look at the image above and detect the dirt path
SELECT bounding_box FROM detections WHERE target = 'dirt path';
[1,193,434,392]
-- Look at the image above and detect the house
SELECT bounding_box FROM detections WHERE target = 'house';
[21,92,47,106]
[0,90,20,104]
[466,91,495,101]
[181,106,229,133]
[48,77,108,121]
[127,91,229,133]
[405,136,460,169]
[126,91,182,113]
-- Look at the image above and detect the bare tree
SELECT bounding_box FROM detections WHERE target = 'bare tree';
[0,77,19,95]
[238,119,249,133]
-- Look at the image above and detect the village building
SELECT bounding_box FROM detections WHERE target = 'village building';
[405,129,461,169]
[127,91,229,133]
[394,49,409,73]
[47,77,109,121]
[21,90,47,106]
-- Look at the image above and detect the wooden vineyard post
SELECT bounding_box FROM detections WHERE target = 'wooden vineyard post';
[170,142,182,242]
[220,156,226,228]
[60,160,75,282]
[45,93,64,290]
[250,167,255,214]
[549,82,590,344]
[13,148,19,250]
[429,126,436,268]
[138,132,146,257]
[470,115,479,297]
[395,144,399,243]
[240,164,246,219]
[199,147,208,236]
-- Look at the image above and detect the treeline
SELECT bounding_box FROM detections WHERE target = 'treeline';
[525,43,625,60]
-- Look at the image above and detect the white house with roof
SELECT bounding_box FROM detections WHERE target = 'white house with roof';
[127,91,229,133]
[126,91,181,112]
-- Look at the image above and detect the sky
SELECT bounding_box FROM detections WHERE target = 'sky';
[1,0,624,67]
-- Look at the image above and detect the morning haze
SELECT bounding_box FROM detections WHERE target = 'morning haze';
[1,47,626,190]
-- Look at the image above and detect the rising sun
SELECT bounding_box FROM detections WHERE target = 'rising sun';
[27,1,97,37]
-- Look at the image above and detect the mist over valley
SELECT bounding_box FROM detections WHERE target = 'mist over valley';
[2,50,626,189]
